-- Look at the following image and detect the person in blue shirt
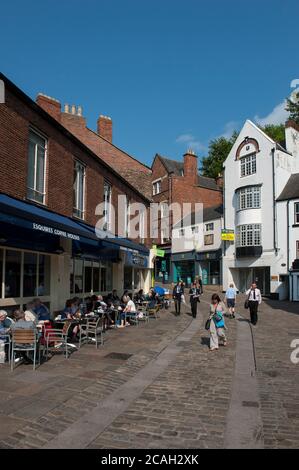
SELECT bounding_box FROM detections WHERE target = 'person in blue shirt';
[33,298,50,321]
[224,284,237,319]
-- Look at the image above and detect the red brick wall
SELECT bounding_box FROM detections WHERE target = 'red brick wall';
[0,84,150,245]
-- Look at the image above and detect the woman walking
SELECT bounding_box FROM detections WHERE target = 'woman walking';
[208,294,227,351]
[189,281,200,319]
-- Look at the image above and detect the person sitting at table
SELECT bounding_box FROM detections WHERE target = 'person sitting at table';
[146,288,159,309]
[107,289,120,306]
[0,310,14,361]
[33,298,50,321]
[118,297,137,328]
[60,300,81,341]
[121,290,130,308]
[24,302,38,323]
[134,289,146,305]
[90,294,99,312]
[10,310,38,364]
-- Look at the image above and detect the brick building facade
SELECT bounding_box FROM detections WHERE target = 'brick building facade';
[151,151,223,282]
[0,73,152,314]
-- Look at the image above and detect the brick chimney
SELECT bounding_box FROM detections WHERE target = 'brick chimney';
[183,149,198,185]
[36,93,61,121]
[97,115,112,142]
[60,103,86,133]
[215,173,224,189]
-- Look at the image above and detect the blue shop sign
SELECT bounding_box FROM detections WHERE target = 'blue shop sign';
[125,251,148,268]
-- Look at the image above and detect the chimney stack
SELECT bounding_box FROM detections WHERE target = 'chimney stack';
[97,115,112,142]
[215,173,224,189]
[183,149,198,185]
[36,93,61,121]
[285,120,299,159]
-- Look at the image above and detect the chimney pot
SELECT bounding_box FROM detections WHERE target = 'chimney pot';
[97,114,113,142]
[71,105,76,115]
[77,105,83,116]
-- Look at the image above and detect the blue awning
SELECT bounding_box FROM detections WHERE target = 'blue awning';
[0,193,98,243]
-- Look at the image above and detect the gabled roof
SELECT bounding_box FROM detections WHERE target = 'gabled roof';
[277,174,299,201]
[173,204,223,229]
[156,155,221,191]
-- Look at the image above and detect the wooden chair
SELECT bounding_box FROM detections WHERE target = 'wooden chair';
[10,329,38,371]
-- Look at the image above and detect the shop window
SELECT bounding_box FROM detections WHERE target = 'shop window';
[5,250,21,298]
[27,129,47,204]
[134,269,140,290]
[73,258,84,294]
[105,263,113,292]
[37,254,50,296]
[0,249,3,298]
[84,261,92,293]
[23,252,37,297]
[124,266,133,291]
[93,263,100,292]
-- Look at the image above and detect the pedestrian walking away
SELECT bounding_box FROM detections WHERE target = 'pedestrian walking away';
[208,294,227,351]
[225,283,237,318]
[189,281,200,318]
[246,282,262,326]
[173,281,184,315]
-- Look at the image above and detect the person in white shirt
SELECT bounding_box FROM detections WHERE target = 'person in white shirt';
[245,282,262,326]
[24,302,38,323]
[119,298,137,328]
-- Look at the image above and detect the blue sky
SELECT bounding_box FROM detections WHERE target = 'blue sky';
[1,0,298,167]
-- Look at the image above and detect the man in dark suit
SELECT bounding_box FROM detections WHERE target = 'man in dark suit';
[173,282,184,315]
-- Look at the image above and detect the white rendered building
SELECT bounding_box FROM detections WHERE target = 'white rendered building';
[222,120,299,299]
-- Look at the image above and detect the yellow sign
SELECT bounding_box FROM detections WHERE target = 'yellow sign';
[221,230,235,241]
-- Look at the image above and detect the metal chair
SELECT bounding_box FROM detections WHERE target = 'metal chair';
[79,317,104,348]
[147,304,161,319]
[0,334,11,364]
[44,321,72,359]
[10,329,38,371]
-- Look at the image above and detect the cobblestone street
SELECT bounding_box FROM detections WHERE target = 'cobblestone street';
[0,290,298,449]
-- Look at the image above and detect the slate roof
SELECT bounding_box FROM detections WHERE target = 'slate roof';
[277,174,299,201]
[157,155,220,191]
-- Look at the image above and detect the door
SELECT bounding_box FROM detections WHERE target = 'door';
[253,267,270,296]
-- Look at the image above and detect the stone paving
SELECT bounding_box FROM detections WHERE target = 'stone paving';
[0,290,298,449]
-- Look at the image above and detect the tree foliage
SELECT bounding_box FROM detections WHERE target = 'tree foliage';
[201,132,238,178]
[286,92,299,125]
[261,124,285,143]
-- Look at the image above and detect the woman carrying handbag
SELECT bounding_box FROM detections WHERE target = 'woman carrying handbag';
[206,294,227,351]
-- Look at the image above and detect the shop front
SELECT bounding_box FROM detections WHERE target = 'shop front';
[171,251,196,287]
[123,249,150,293]
[0,194,120,313]
[196,249,222,286]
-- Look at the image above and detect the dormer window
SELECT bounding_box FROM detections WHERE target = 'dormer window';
[152,179,161,195]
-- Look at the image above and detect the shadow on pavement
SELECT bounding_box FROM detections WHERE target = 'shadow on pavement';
[263,298,299,316]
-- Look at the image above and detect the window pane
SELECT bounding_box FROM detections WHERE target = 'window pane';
[36,145,45,194]
[74,259,84,293]
[5,250,21,298]
[0,249,3,298]
[100,267,107,292]
[93,264,100,292]
[106,263,113,291]
[23,252,37,297]
[123,267,132,291]
[38,254,50,295]
[84,261,92,293]
[27,140,35,190]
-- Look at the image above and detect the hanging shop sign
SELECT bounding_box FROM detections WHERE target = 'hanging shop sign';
[221,229,235,241]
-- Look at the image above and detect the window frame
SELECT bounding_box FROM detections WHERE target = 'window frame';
[27,128,48,205]
[236,224,261,247]
[294,202,299,224]
[240,153,257,178]
[152,179,162,195]
[237,186,261,211]
[103,180,112,231]
[205,223,214,232]
[73,159,86,220]
[204,234,214,245]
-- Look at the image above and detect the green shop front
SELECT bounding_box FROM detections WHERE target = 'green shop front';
[171,249,222,287]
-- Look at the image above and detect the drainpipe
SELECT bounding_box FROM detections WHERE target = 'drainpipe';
[287,199,291,300]
[271,148,278,254]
